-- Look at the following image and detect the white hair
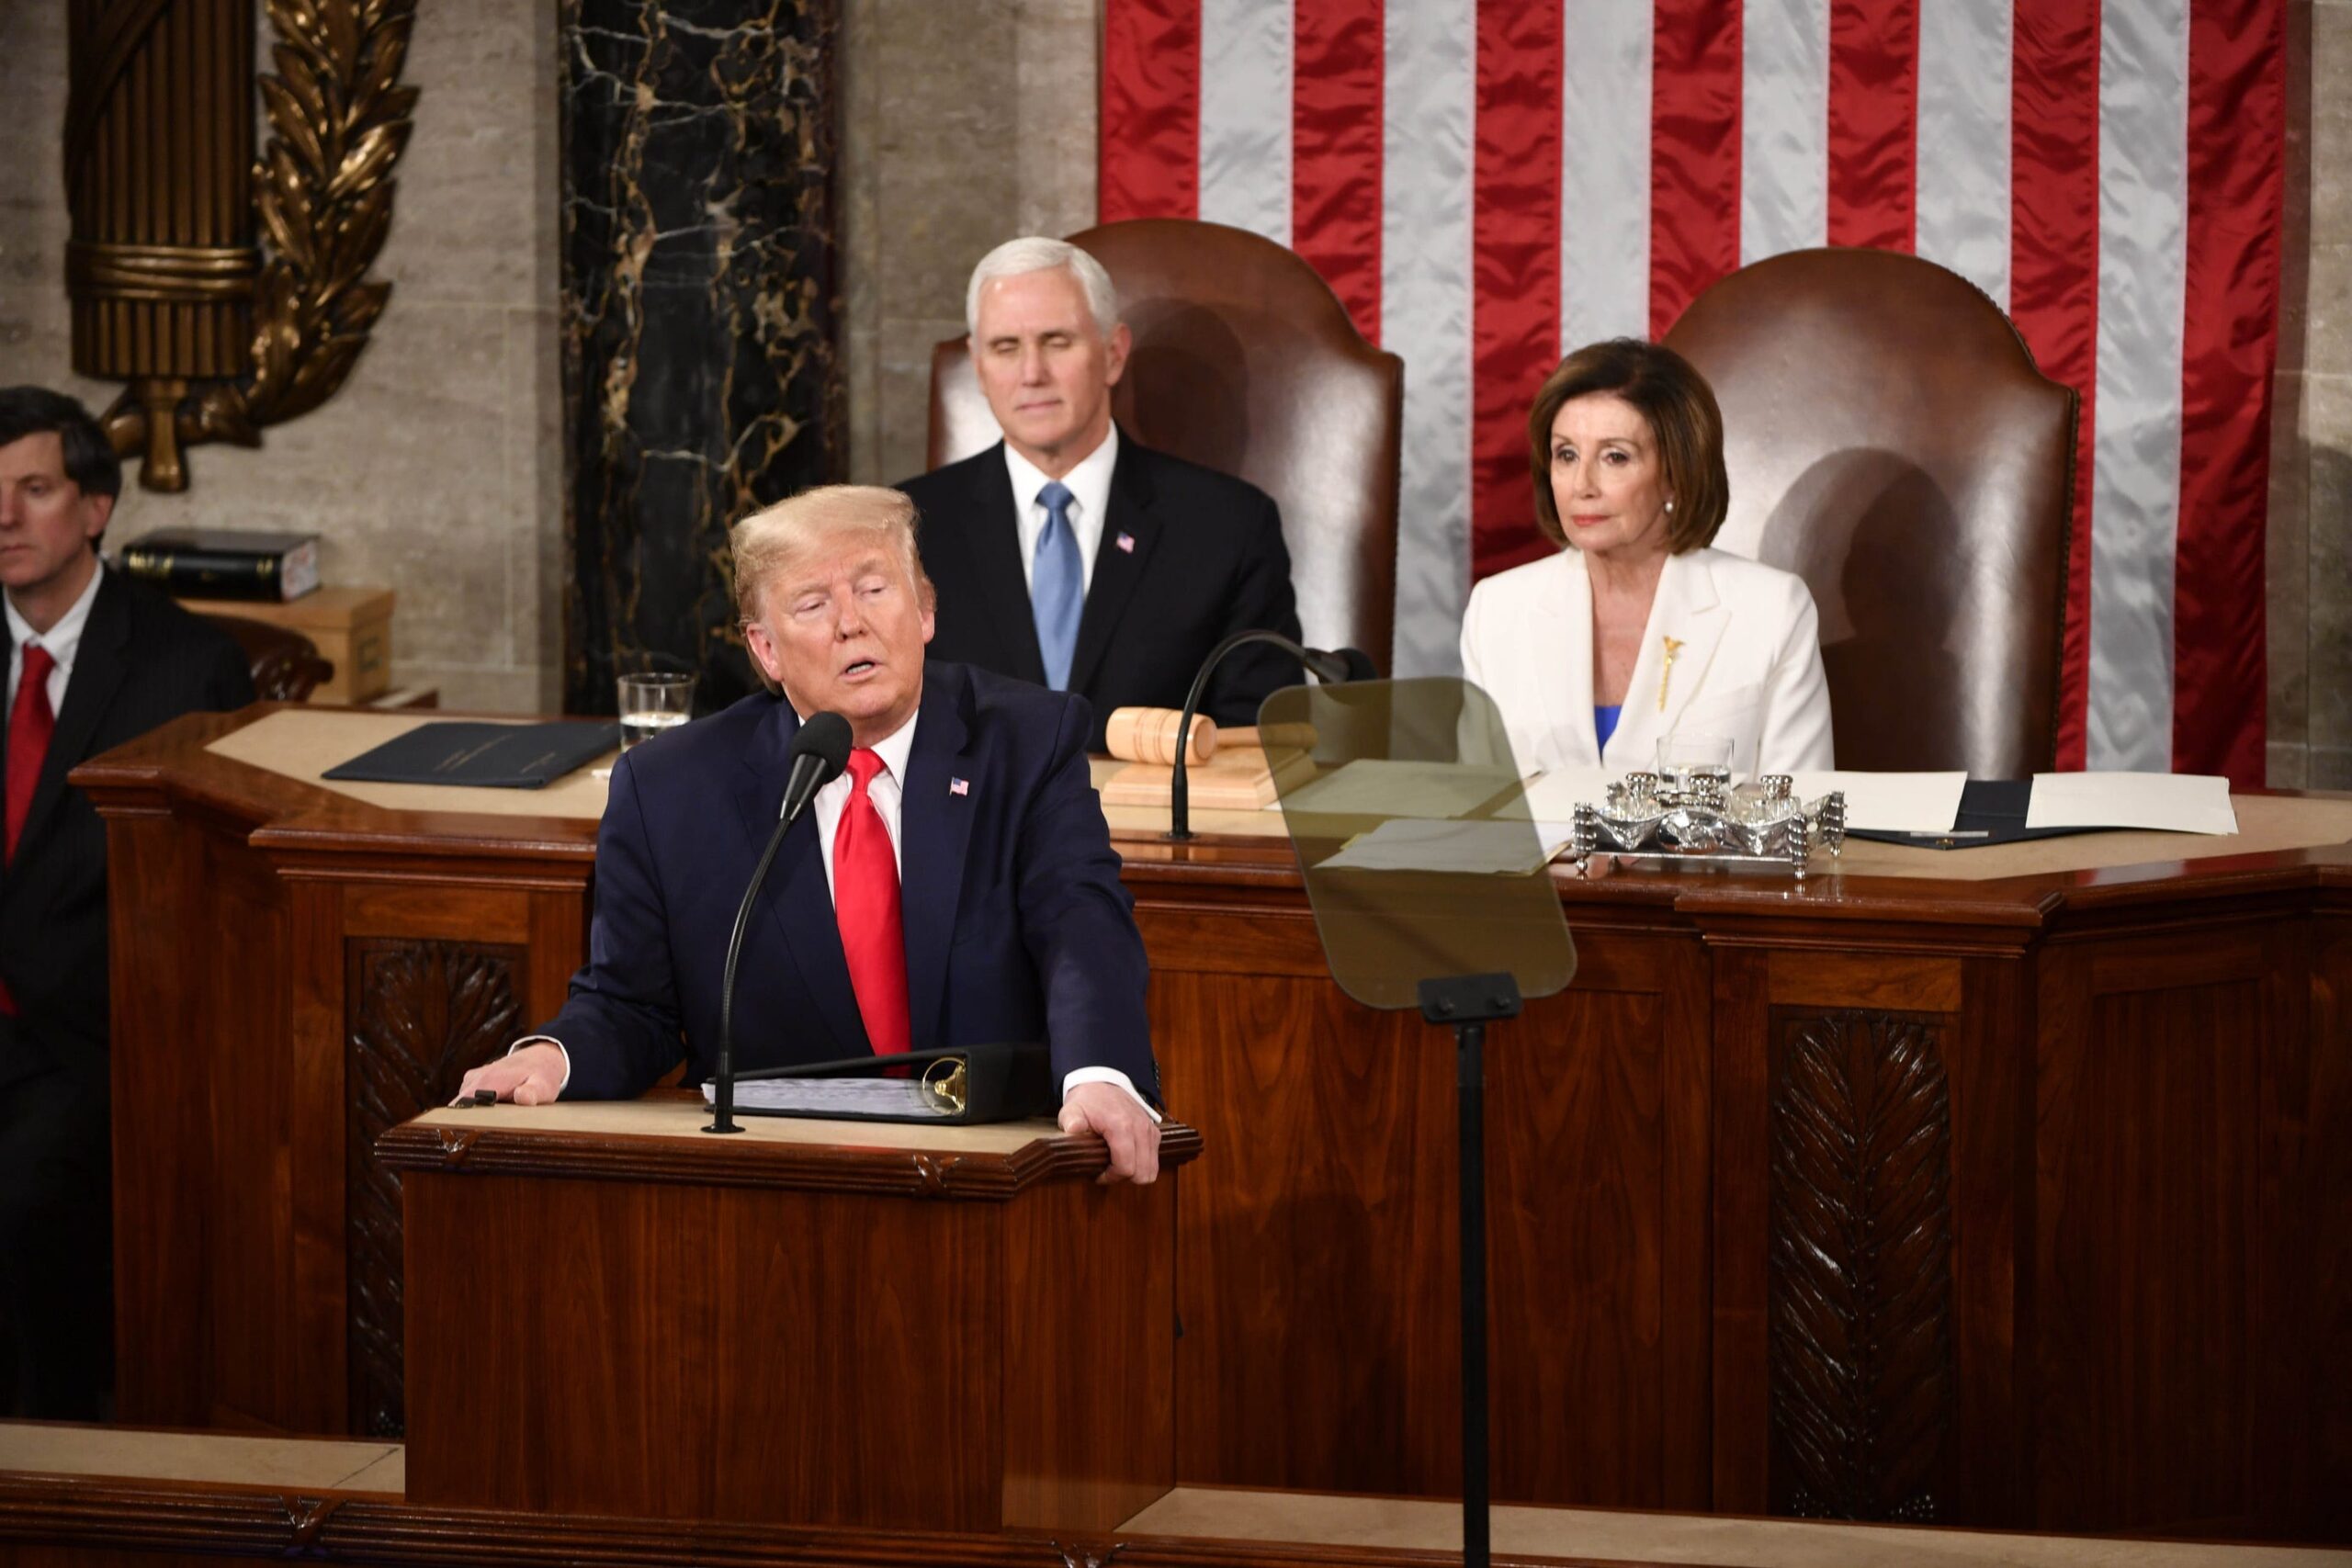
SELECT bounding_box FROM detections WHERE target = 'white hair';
[964,237,1120,338]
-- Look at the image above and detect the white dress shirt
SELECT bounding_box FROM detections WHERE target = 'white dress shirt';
[1003,423,1120,592]
[4,559,104,718]
[523,705,1157,1118]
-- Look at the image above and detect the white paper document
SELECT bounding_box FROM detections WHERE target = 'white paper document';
[1504,767,1623,823]
[1315,818,1578,875]
[1786,771,1968,834]
[699,1077,950,1118]
[2025,771,2239,835]
[1274,759,1520,819]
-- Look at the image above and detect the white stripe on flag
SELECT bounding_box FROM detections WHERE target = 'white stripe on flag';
[1741,0,1829,265]
[2087,0,2189,771]
[1383,0,1476,678]
[1914,0,2013,307]
[1559,0,1654,350]
[1198,0,1295,246]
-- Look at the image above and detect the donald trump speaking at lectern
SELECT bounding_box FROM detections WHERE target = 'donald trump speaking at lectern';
[458,485,1163,1183]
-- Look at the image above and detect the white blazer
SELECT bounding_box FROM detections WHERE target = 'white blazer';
[1459,547,1834,778]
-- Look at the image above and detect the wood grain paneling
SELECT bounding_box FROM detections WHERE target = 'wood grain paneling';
[1154,966,1453,1495]
[107,813,216,1428]
[344,939,522,1437]
[2035,932,2266,1536]
[1767,1010,1955,1522]
[1001,1174,1177,1530]
[404,1172,1005,1528]
[1487,933,1709,1508]
[77,708,2352,1538]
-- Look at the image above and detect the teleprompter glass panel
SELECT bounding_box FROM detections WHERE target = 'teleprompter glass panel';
[1260,678,1577,1011]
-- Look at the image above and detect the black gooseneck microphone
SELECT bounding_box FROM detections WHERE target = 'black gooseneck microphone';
[1168,631,1377,841]
[706,710,854,1134]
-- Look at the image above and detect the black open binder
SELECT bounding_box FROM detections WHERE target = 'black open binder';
[704,1043,1056,1125]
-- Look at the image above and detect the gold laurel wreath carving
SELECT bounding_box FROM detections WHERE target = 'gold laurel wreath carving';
[176,0,419,453]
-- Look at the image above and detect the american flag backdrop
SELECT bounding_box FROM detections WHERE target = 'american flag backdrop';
[1099,0,2285,784]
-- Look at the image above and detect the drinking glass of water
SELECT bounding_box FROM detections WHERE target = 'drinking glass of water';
[1655,732,1733,797]
[616,670,695,752]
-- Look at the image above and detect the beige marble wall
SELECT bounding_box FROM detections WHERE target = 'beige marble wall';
[2276,0,2352,788]
[839,0,1100,487]
[0,3,562,712]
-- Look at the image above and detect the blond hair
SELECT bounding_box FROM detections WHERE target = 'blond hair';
[731,487,935,691]
[731,485,933,622]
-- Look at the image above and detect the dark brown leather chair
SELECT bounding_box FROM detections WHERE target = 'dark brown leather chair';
[1663,247,2077,775]
[928,219,1405,672]
[205,615,334,702]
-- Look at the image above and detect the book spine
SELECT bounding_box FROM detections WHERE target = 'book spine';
[117,546,309,602]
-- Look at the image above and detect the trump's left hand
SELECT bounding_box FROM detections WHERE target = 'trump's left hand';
[1058,1080,1161,1185]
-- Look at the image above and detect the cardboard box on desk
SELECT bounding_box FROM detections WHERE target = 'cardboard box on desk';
[177,585,394,704]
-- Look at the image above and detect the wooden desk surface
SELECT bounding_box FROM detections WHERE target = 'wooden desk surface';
[382,1093,1203,1199]
[72,705,2352,1540]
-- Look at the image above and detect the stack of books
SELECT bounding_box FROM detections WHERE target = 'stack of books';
[117,528,322,603]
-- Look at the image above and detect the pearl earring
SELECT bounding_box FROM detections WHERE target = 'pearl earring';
[1665,499,1676,513]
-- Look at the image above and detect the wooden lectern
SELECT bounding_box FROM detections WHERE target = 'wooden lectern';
[379,1098,1200,1534]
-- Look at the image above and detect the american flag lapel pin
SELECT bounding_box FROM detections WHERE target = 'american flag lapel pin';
[949,777,969,796]
[1115,531,1136,554]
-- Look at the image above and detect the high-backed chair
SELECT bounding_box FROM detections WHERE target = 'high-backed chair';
[205,614,334,702]
[928,219,1405,673]
[1663,248,2077,775]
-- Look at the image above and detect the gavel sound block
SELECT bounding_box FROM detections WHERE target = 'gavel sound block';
[1098,707,1290,811]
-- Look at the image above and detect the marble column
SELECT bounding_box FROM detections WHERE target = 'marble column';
[560,0,843,715]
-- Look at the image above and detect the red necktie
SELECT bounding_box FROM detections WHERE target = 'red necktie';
[1,645,56,1018]
[832,748,910,1055]
[6,643,57,864]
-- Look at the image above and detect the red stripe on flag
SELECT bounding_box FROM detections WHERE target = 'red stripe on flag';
[1649,0,1742,338]
[1469,0,1565,580]
[1100,0,1201,221]
[2174,0,2284,785]
[1826,0,1918,251]
[1292,0,1385,344]
[2009,1,2100,772]
[1298,0,1383,343]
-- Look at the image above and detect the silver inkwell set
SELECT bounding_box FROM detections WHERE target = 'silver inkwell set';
[1569,738,1847,882]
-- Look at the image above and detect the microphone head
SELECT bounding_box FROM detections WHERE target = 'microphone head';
[789,710,854,787]
[1302,645,1379,683]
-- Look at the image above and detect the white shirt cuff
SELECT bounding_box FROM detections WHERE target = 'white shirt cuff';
[1060,1066,1161,1123]
[509,1035,571,1094]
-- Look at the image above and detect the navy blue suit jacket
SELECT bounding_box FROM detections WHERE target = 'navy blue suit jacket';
[899,434,1302,748]
[537,660,1159,1104]
[0,569,253,1085]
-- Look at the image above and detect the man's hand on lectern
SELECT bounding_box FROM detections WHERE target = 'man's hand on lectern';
[455,1042,567,1106]
[1059,1080,1161,1185]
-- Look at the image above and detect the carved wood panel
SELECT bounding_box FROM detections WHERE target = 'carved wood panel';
[345,939,523,1437]
[1768,1009,1955,1522]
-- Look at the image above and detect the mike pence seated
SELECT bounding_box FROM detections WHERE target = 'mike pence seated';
[460,485,1164,1184]
[898,236,1305,748]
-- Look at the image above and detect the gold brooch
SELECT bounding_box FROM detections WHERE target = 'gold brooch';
[1658,636,1685,713]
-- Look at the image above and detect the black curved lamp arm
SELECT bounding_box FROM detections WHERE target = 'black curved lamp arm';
[1169,629,1368,841]
[706,808,797,1134]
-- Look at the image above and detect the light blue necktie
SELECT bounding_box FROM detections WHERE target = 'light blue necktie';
[1032,480,1082,689]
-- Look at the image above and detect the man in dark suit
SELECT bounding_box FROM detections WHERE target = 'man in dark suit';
[898,237,1302,746]
[0,387,254,1416]
[459,485,1162,1182]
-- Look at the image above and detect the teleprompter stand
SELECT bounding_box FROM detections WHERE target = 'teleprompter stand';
[1419,971,1521,1566]
[1261,677,1577,1568]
